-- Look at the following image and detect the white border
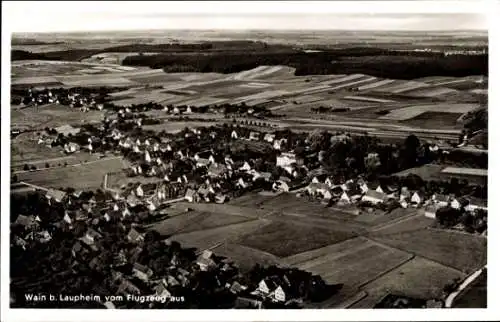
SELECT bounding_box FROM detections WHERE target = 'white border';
[1,1,496,322]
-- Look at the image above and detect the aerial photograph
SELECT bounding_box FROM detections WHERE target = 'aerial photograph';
[8,3,487,311]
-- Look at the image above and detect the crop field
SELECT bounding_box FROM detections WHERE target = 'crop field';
[211,242,281,273]
[112,91,178,106]
[357,79,395,91]
[169,218,272,250]
[352,256,466,308]
[282,237,367,267]
[237,221,356,257]
[11,139,65,165]
[379,103,479,121]
[61,76,137,87]
[297,239,413,288]
[368,212,435,235]
[353,207,419,227]
[15,157,125,190]
[152,211,253,236]
[371,229,487,274]
[319,74,367,86]
[342,95,396,103]
[401,111,461,128]
[403,86,458,98]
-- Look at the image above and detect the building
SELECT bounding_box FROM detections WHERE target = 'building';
[424,204,439,218]
[264,133,276,143]
[132,263,153,282]
[64,142,80,154]
[276,152,297,168]
[306,183,332,199]
[411,192,424,205]
[45,189,67,203]
[231,130,239,139]
[464,197,487,212]
[207,163,228,178]
[361,189,386,204]
[54,124,81,136]
[249,132,260,141]
[432,194,450,207]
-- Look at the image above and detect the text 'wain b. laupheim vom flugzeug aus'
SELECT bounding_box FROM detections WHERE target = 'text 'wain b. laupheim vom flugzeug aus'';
[24,293,185,304]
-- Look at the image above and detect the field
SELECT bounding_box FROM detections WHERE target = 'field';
[351,256,466,308]
[15,157,126,190]
[294,238,413,288]
[379,103,479,121]
[371,229,487,274]
[211,243,281,273]
[167,219,272,250]
[401,111,461,128]
[236,221,356,257]
[152,211,253,236]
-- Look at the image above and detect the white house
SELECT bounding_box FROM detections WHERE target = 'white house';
[136,185,144,197]
[239,162,252,172]
[375,185,385,194]
[264,133,276,143]
[432,194,449,208]
[361,190,386,204]
[145,151,152,163]
[411,192,423,205]
[231,130,239,139]
[339,191,352,204]
[425,204,439,219]
[270,286,286,303]
[64,142,80,154]
[451,198,462,209]
[276,152,296,168]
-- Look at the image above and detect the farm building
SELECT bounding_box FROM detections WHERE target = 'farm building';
[424,204,440,218]
[464,197,487,212]
[276,152,297,168]
[432,194,450,207]
[361,189,386,204]
[55,124,81,136]
[45,189,67,203]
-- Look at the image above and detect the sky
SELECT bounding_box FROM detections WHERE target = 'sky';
[4,1,490,33]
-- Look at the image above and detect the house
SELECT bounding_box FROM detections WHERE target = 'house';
[207,163,227,178]
[339,191,353,204]
[375,185,385,194]
[184,189,199,203]
[306,183,332,199]
[133,263,153,282]
[14,215,38,228]
[361,189,386,204]
[64,142,80,154]
[155,283,171,298]
[231,130,239,139]
[229,281,247,294]
[432,194,450,208]
[196,158,211,168]
[273,138,287,150]
[400,199,409,209]
[249,132,260,141]
[264,133,276,143]
[55,124,80,136]
[425,204,439,219]
[464,197,487,212]
[127,228,144,244]
[451,198,463,210]
[311,173,329,184]
[400,187,411,202]
[196,250,216,271]
[273,177,291,192]
[358,181,369,194]
[411,191,424,205]
[236,177,249,189]
[235,296,263,309]
[135,184,144,197]
[215,193,228,204]
[270,285,286,303]
[276,152,296,168]
[239,161,252,172]
[45,189,67,203]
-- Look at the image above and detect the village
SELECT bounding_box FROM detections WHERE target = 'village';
[11,83,487,309]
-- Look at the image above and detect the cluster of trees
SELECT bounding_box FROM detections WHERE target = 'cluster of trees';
[436,207,487,234]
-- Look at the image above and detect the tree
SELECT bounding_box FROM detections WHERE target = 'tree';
[45,163,50,168]
[23,164,29,171]
[30,165,37,171]
[364,152,381,174]
[12,175,18,183]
